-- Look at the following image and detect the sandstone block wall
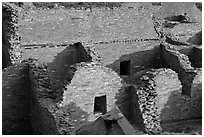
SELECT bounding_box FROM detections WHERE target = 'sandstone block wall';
[159,40,202,120]
[2,3,22,67]
[129,68,201,134]
[63,62,123,122]
[160,42,197,96]
[47,44,80,92]
[95,41,160,67]
[189,69,202,118]
[2,63,32,134]
[28,60,79,135]
[2,37,202,135]
[27,42,106,134]
[29,60,59,135]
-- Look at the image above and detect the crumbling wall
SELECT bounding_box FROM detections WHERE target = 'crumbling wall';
[47,42,101,102]
[129,68,201,134]
[29,59,93,135]
[159,41,202,121]
[80,42,103,64]
[160,42,197,96]
[63,62,123,122]
[2,62,32,135]
[2,2,22,68]
[47,44,80,93]
[29,60,59,135]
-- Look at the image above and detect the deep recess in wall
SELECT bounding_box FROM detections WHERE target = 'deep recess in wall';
[120,60,131,76]
[94,95,107,115]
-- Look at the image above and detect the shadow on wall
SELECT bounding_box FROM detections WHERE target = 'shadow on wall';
[189,47,202,68]
[47,45,78,96]
[2,23,11,69]
[47,42,92,102]
[177,46,202,69]
[187,31,202,45]
[2,63,33,135]
[115,85,145,132]
[114,86,132,121]
[160,88,202,132]
[106,45,164,78]
[106,46,164,131]
[55,101,90,135]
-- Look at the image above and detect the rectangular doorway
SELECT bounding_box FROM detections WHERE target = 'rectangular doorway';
[120,60,131,76]
[94,95,107,115]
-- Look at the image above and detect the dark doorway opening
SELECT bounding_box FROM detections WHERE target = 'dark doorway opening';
[120,60,131,76]
[94,95,107,114]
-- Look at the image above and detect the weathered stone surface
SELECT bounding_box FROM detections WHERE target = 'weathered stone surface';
[29,60,59,135]
[189,69,202,118]
[63,62,123,122]
[160,42,197,96]
[2,3,22,67]
[2,63,32,135]
[130,68,201,133]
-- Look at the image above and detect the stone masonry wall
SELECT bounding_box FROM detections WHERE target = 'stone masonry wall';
[2,62,32,135]
[129,68,201,133]
[29,60,59,135]
[160,42,197,96]
[160,40,202,119]
[63,62,123,122]
[29,60,92,135]
[47,45,79,93]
